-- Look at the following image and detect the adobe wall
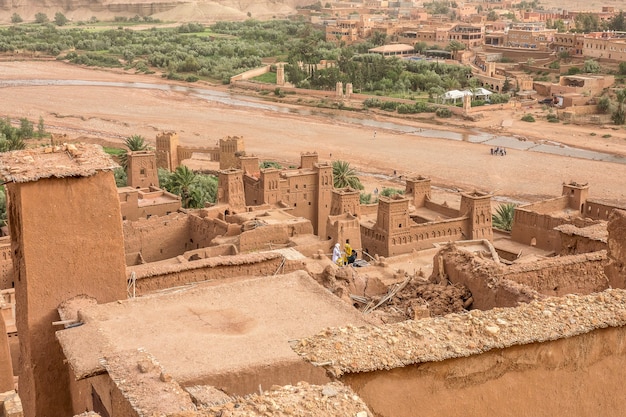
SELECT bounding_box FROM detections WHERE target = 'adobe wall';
[123,213,193,264]
[605,209,626,289]
[423,200,459,218]
[341,326,626,417]
[129,253,291,295]
[0,238,12,289]
[361,218,467,257]
[511,208,568,252]
[239,222,313,253]
[584,199,626,221]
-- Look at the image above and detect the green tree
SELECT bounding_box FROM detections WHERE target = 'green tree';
[619,61,626,75]
[612,89,626,125]
[166,165,198,208]
[119,134,149,171]
[0,133,25,152]
[446,40,466,57]
[11,13,22,24]
[583,59,600,73]
[380,187,404,197]
[492,203,516,231]
[19,118,34,138]
[37,116,46,138]
[34,12,48,23]
[188,174,218,208]
[332,160,363,190]
[486,10,498,21]
[597,96,611,114]
[371,31,387,47]
[54,12,68,26]
[608,11,625,31]
[114,167,127,187]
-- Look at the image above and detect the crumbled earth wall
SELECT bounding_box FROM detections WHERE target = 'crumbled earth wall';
[605,209,626,289]
[433,245,609,309]
[432,247,541,310]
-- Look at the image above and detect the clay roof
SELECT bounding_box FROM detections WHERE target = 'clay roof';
[291,288,626,377]
[56,271,369,382]
[0,144,118,183]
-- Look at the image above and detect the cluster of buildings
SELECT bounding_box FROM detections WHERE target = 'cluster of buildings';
[300,1,626,64]
[0,133,624,416]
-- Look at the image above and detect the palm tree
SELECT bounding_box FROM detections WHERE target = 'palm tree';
[119,134,149,171]
[332,160,364,190]
[166,165,198,208]
[492,203,516,232]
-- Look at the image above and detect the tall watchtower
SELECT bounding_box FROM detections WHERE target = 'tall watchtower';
[300,152,319,170]
[127,150,159,188]
[260,169,281,205]
[562,182,589,213]
[376,194,411,256]
[219,136,245,170]
[460,191,493,241]
[0,144,127,417]
[405,175,431,208]
[315,163,333,238]
[156,131,179,171]
[218,168,245,211]
[330,187,361,217]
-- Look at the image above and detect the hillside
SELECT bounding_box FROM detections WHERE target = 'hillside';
[0,0,316,24]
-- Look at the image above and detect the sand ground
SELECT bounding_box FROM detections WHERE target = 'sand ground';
[1,60,625,204]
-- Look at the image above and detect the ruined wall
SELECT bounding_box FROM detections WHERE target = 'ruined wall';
[129,253,288,294]
[434,248,540,309]
[342,326,626,417]
[188,214,228,250]
[605,209,626,289]
[558,230,607,255]
[434,245,609,309]
[123,213,192,264]
[505,252,608,296]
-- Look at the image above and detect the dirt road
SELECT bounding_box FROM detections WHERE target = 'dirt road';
[1,60,625,203]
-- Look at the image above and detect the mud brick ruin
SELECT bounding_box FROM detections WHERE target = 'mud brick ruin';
[0,139,624,417]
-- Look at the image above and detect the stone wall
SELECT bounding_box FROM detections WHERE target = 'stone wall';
[0,238,12,290]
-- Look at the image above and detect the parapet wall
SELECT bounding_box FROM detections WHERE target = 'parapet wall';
[123,213,193,264]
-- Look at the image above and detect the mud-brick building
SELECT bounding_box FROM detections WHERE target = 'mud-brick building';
[155,131,243,171]
[360,175,492,257]
[511,182,626,252]
[218,152,333,238]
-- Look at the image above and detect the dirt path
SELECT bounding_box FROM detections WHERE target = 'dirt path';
[1,60,626,203]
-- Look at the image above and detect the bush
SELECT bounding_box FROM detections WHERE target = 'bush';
[435,107,452,118]
[567,67,582,75]
[521,114,536,122]
[547,113,559,123]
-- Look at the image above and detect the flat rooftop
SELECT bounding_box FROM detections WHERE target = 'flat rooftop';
[0,143,117,183]
[57,271,368,389]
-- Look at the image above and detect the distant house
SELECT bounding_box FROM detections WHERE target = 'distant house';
[368,44,415,57]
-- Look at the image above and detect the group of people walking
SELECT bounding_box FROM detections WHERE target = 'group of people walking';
[490,147,507,156]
